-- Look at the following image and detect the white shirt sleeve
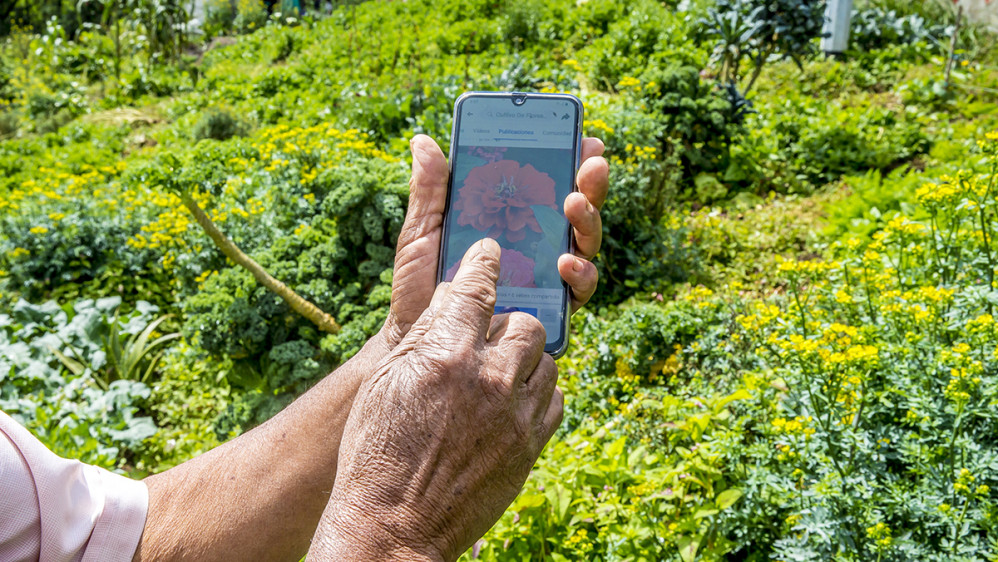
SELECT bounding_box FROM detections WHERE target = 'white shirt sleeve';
[0,411,148,562]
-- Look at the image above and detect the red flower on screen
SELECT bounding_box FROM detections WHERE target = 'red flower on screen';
[445,247,536,288]
[454,160,556,242]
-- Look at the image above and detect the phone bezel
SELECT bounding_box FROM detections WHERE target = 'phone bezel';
[437,91,584,358]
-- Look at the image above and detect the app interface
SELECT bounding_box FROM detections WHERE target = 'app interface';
[443,95,579,346]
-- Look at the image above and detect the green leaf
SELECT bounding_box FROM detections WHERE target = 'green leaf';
[530,205,568,252]
[48,345,86,377]
[452,154,487,185]
[516,493,546,509]
[627,445,647,467]
[715,488,743,510]
[543,484,572,522]
[606,436,627,459]
[676,534,702,562]
[694,507,719,519]
[714,388,752,411]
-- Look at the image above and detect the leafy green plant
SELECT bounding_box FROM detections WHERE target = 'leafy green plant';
[703,0,828,96]
[192,108,246,141]
[850,6,949,53]
[49,304,180,389]
[102,312,179,384]
[0,297,161,468]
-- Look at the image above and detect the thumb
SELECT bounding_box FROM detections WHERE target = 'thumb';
[398,135,449,248]
[384,135,450,341]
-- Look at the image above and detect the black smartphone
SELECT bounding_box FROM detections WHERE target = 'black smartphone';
[437,91,584,358]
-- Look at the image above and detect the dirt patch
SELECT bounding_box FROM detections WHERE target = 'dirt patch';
[83,107,162,128]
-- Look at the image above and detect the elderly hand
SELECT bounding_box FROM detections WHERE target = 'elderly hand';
[380,134,608,348]
[308,239,562,562]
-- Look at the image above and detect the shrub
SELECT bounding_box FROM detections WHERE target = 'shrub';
[0,111,18,138]
[173,124,407,429]
[233,0,268,33]
[733,87,930,191]
[850,6,949,53]
[204,0,237,39]
[702,0,828,95]
[192,107,248,141]
[513,132,998,560]
[0,297,165,469]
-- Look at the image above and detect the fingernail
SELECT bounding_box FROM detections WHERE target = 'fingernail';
[573,257,584,272]
[430,282,450,309]
[586,199,594,213]
[479,237,500,255]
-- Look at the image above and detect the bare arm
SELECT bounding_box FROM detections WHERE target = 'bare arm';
[134,335,387,561]
[132,135,608,561]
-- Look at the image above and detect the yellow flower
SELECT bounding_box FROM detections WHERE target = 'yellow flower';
[29,226,49,235]
[617,75,641,90]
[967,314,995,334]
[585,119,614,135]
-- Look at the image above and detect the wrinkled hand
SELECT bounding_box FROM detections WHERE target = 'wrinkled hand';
[308,239,562,562]
[381,134,609,349]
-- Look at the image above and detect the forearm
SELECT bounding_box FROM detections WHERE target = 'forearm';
[307,514,444,562]
[134,333,391,562]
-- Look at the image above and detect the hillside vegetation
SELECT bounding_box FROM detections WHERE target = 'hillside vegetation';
[2,0,998,559]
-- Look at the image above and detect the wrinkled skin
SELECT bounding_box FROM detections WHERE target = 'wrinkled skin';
[134,135,606,562]
[310,240,561,561]
[306,135,608,561]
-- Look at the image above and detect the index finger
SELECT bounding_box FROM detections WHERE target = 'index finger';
[426,238,501,348]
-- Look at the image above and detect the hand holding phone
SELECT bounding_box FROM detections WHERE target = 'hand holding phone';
[438,92,584,357]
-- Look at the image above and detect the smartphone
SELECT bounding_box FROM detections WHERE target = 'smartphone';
[437,91,583,358]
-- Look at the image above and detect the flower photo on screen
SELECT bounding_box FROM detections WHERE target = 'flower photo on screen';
[444,248,537,288]
[454,159,557,243]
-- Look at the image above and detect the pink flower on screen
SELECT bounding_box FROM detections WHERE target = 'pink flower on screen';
[445,247,536,288]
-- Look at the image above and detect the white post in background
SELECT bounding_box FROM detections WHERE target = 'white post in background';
[821,0,854,55]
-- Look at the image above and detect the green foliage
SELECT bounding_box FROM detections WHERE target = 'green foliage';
[233,0,268,34]
[0,111,18,139]
[850,6,949,53]
[0,131,175,307]
[530,134,998,560]
[192,107,248,141]
[173,124,407,428]
[0,297,163,468]
[733,84,931,191]
[2,2,997,559]
[98,311,179,387]
[137,342,229,472]
[203,0,237,40]
[703,0,828,94]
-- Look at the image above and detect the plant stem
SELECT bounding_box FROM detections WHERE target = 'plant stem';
[947,403,965,502]
[180,192,341,334]
[952,496,970,555]
[943,6,963,90]
[742,46,772,96]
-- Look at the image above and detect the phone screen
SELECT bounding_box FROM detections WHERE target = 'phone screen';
[439,93,582,356]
